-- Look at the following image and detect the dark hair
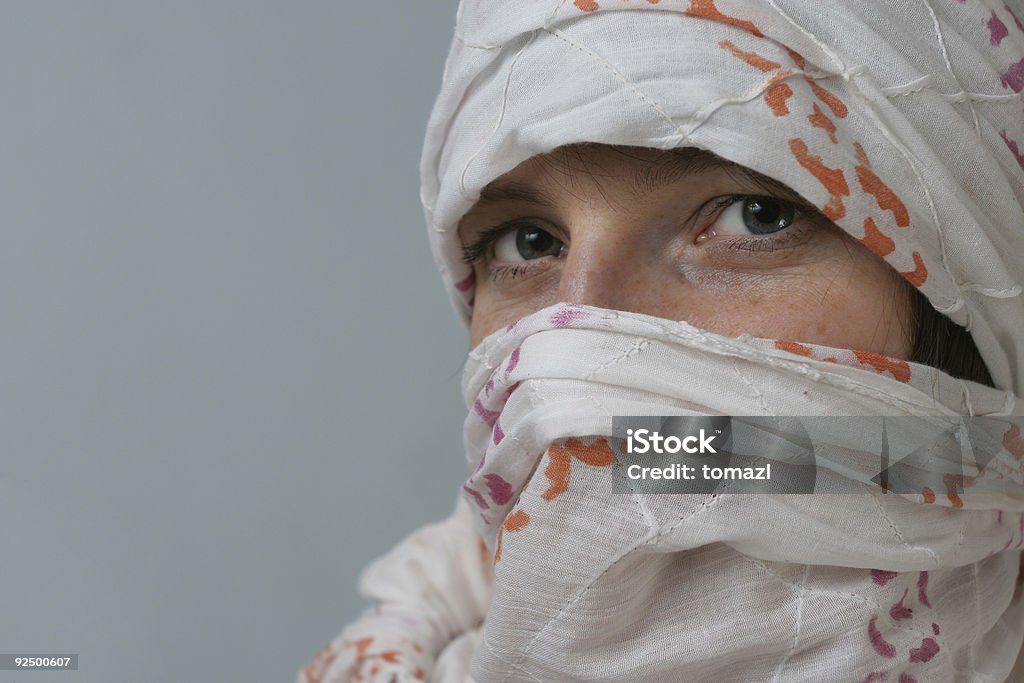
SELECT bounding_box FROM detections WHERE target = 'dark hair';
[909,286,994,387]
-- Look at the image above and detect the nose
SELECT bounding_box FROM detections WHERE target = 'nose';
[555,223,680,318]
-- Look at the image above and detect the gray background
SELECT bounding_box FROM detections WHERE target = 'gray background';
[0,2,467,682]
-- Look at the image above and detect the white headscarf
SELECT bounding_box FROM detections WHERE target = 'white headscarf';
[301,2,1024,681]
[422,0,1024,396]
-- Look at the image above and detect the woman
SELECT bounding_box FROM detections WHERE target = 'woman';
[302,1,1024,680]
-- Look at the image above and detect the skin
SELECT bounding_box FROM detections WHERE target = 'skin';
[458,144,914,355]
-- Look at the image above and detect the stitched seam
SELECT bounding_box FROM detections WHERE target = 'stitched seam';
[584,339,650,380]
[459,31,538,200]
[586,391,661,536]
[883,74,934,97]
[669,68,809,144]
[732,360,774,415]
[498,493,729,681]
[960,380,977,417]
[541,27,691,142]
[543,0,571,29]
[542,27,813,146]
[745,556,944,650]
[998,392,1017,416]
[455,32,506,50]
[870,493,941,566]
[881,74,1024,102]
[481,627,542,683]
[942,91,1023,103]
[920,0,982,137]
[958,283,1022,297]
[762,0,847,74]
[772,565,809,681]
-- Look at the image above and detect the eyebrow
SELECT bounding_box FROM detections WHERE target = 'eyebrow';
[629,147,806,202]
[476,180,556,208]
[472,146,807,209]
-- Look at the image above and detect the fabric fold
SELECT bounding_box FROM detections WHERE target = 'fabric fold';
[458,303,1024,682]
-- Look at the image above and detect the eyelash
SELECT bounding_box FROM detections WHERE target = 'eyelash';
[490,264,532,282]
[701,195,822,252]
[459,223,515,266]
[459,220,556,281]
[460,195,826,279]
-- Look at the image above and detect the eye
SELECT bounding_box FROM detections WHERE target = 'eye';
[493,223,566,262]
[712,196,797,236]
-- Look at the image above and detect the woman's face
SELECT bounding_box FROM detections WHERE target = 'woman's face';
[459,145,913,354]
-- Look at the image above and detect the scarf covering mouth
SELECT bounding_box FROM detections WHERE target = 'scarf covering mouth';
[303,304,1024,683]
[300,1,1024,682]
[456,303,1024,681]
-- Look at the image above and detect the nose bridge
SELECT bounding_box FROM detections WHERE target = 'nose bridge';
[556,221,659,312]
